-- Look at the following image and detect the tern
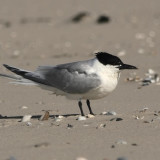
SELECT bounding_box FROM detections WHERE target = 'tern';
[0,52,137,116]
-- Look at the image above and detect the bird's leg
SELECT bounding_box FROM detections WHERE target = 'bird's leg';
[86,99,94,115]
[78,100,85,116]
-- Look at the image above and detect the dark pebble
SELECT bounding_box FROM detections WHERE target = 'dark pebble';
[71,12,89,23]
[67,124,73,128]
[96,15,110,24]
[110,118,123,121]
[132,143,138,146]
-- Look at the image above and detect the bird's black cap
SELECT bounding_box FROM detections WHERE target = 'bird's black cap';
[95,52,137,70]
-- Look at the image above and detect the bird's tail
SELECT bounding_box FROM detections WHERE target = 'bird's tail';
[0,64,36,85]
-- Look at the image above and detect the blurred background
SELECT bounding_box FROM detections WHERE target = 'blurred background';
[0,1,160,160]
[0,0,159,66]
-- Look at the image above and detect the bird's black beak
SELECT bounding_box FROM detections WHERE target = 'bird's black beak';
[119,64,138,70]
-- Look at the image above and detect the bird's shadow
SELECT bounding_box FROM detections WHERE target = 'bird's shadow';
[0,114,79,120]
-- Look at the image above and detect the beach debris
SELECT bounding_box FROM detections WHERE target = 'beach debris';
[21,115,32,122]
[51,122,60,127]
[77,116,87,121]
[111,145,115,148]
[71,12,90,23]
[100,111,107,115]
[133,115,144,120]
[126,69,159,87]
[117,50,126,57]
[96,15,110,24]
[86,114,95,118]
[76,157,88,160]
[34,142,50,148]
[53,116,63,122]
[116,140,127,145]
[125,73,142,82]
[110,117,123,121]
[100,111,117,116]
[20,105,28,109]
[67,124,73,129]
[106,111,117,116]
[139,107,149,113]
[141,69,159,86]
[26,122,32,126]
[83,124,89,127]
[131,143,138,146]
[40,111,50,121]
[98,123,106,129]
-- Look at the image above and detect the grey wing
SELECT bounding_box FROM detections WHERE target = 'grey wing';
[35,60,101,94]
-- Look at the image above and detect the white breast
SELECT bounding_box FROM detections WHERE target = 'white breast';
[66,60,120,100]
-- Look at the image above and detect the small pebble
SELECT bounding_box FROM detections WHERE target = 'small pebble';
[99,124,106,128]
[54,117,63,122]
[139,107,149,113]
[34,142,50,148]
[131,143,138,146]
[20,106,28,109]
[110,117,123,121]
[96,15,110,24]
[106,111,117,116]
[26,122,32,126]
[58,115,64,119]
[21,115,32,122]
[71,12,89,23]
[111,145,115,148]
[116,140,127,145]
[77,116,87,121]
[87,114,95,118]
[100,111,107,115]
[67,124,73,129]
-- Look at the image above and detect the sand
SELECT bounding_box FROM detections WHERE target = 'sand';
[0,0,160,159]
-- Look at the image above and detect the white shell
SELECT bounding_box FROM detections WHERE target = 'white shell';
[77,116,87,121]
[116,140,127,145]
[102,111,117,116]
[21,115,32,122]
[87,114,95,118]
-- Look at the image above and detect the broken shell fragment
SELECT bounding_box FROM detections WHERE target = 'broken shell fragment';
[21,115,32,122]
[116,140,127,145]
[26,122,32,126]
[86,114,95,118]
[139,107,149,113]
[77,116,87,121]
[40,111,50,121]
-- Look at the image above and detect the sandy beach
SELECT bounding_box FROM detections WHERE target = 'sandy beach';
[0,0,160,159]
